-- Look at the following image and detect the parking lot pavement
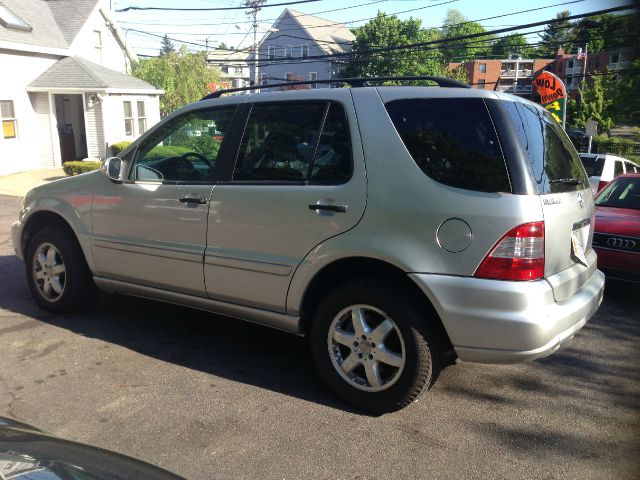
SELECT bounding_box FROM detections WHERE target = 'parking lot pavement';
[1,193,638,480]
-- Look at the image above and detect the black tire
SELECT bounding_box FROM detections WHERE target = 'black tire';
[310,278,441,414]
[25,226,98,313]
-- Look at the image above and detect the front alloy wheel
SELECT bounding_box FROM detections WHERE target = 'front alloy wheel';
[32,242,66,302]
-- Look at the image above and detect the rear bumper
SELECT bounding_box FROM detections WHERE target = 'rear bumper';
[409,269,605,363]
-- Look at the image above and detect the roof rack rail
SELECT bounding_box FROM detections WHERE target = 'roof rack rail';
[200,75,470,100]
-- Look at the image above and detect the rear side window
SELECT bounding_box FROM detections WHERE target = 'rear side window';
[580,156,605,177]
[385,98,511,193]
[233,101,352,183]
[614,161,624,177]
[501,100,588,193]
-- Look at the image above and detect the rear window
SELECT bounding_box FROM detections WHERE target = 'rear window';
[501,100,588,193]
[580,155,605,177]
[384,98,511,193]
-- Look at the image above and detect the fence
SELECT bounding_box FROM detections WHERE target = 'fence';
[572,139,640,157]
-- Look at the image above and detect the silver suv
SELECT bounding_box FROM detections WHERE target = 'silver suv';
[12,78,605,413]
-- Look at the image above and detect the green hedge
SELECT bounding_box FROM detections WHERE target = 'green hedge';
[63,161,101,176]
[111,141,132,156]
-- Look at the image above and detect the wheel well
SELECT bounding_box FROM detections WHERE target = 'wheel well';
[299,257,452,350]
[21,211,76,255]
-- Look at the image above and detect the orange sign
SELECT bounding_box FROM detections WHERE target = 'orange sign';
[534,72,566,103]
[533,71,567,127]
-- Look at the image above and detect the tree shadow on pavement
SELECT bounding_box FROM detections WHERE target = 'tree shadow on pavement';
[0,254,364,413]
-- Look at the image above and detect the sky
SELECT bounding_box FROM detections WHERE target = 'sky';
[111,0,633,57]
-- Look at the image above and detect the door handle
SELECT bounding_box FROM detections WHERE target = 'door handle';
[309,203,348,213]
[179,196,207,205]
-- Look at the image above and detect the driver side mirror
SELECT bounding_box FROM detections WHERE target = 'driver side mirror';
[102,157,123,183]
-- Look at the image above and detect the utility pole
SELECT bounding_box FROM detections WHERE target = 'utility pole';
[245,0,265,90]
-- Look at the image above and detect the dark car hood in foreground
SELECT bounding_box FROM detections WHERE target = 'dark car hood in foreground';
[0,417,186,480]
[594,206,640,237]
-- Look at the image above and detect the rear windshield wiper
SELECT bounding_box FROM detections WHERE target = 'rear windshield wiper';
[549,177,582,185]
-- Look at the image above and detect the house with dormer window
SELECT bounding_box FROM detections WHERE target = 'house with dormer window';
[0,0,163,176]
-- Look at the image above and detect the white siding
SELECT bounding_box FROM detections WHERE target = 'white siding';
[102,94,161,154]
[84,93,105,158]
[30,93,55,167]
[69,2,130,73]
[0,51,59,175]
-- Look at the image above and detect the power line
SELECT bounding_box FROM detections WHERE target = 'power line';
[116,0,321,13]
[237,4,635,67]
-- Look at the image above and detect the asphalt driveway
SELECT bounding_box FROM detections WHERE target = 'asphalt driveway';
[0,194,638,480]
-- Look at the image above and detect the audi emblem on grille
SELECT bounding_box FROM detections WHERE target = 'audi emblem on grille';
[606,237,637,250]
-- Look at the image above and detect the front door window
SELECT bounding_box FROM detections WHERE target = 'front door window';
[132,107,236,183]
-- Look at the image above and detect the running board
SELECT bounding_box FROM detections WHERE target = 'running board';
[93,276,302,334]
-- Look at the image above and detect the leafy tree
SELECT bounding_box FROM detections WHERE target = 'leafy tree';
[341,12,447,80]
[441,9,492,61]
[159,35,176,56]
[537,10,573,57]
[611,59,640,123]
[492,34,532,59]
[132,46,221,115]
[218,42,229,50]
[566,74,614,132]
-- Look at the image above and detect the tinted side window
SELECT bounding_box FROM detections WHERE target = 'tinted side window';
[233,102,326,182]
[385,98,511,193]
[501,100,588,193]
[580,156,605,176]
[310,102,352,184]
[133,107,235,183]
[614,161,624,177]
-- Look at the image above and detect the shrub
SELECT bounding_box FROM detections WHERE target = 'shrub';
[111,141,132,156]
[63,161,101,176]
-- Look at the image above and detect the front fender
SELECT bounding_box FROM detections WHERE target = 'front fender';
[18,172,99,271]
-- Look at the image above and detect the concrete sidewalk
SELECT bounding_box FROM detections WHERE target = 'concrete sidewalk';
[0,168,66,197]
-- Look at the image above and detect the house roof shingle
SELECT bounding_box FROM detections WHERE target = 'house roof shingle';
[0,0,98,50]
[281,9,355,55]
[28,56,162,92]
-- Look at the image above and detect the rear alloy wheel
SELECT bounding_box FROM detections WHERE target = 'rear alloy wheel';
[328,304,406,392]
[26,227,98,313]
[310,279,440,414]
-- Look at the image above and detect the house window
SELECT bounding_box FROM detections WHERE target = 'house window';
[124,101,134,136]
[477,79,486,89]
[479,63,486,73]
[0,4,31,31]
[595,57,600,67]
[310,72,318,88]
[233,66,242,75]
[94,30,102,61]
[301,45,309,58]
[610,53,620,64]
[137,101,147,134]
[1,100,17,139]
[261,73,267,86]
[268,46,275,60]
[568,60,573,69]
[285,46,292,59]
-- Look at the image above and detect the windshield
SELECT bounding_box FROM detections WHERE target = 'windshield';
[595,176,640,210]
[580,155,605,177]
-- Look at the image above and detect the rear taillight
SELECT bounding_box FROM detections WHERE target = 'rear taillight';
[474,222,545,281]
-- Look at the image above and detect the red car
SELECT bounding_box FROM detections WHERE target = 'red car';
[592,173,640,283]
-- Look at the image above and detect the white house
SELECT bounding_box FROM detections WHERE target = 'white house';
[207,49,251,90]
[0,0,163,176]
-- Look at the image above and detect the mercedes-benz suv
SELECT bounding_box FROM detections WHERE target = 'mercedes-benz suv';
[12,78,605,413]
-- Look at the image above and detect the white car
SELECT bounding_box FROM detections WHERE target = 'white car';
[579,153,639,193]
